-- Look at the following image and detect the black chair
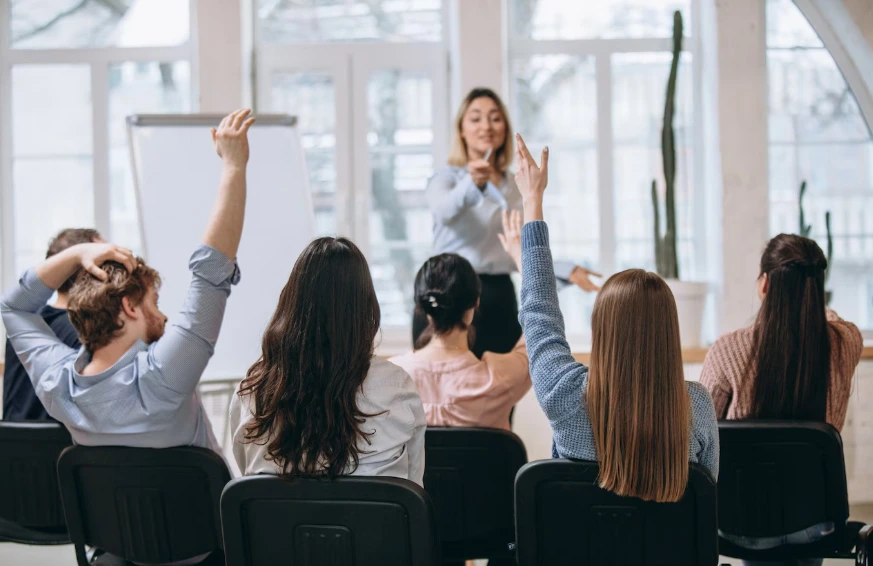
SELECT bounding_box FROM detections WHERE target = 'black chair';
[221,475,440,566]
[718,420,872,565]
[424,427,526,563]
[514,459,719,565]
[57,445,231,566]
[0,422,72,544]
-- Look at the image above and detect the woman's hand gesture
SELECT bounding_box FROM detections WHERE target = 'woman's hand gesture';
[514,133,548,222]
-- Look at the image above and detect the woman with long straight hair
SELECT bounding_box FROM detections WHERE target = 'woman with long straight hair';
[229,237,426,484]
[419,87,599,358]
[701,234,862,427]
[514,133,719,502]
[701,234,863,565]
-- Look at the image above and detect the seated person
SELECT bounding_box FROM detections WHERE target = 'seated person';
[515,133,719,501]
[391,211,531,430]
[0,109,254,453]
[701,233,863,565]
[230,237,426,485]
[3,228,102,421]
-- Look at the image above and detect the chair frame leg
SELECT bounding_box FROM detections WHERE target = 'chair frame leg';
[857,524,872,566]
[74,543,90,566]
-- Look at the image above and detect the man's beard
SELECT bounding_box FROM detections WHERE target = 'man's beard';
[145,310,166,344]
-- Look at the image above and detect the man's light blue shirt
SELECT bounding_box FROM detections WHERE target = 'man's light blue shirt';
[0,245,240,453]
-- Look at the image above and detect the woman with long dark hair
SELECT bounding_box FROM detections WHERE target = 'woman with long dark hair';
[701,234,862,427]
[229,237,426,484]
[701,234,863,565]
[419,87,599,358]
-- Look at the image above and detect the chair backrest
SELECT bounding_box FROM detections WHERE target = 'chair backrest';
[221,475,440,566]
[718,420,849,538]
[57,445,231,564]
[0,422,71,532]
[514,459,718,566]
[423,427,527,560]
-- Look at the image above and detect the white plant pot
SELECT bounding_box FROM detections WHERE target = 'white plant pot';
[665,280,709,349]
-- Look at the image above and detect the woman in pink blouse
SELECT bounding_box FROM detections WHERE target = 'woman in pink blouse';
[391,211,531,430]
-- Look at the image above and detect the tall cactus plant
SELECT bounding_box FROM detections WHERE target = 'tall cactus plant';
[652,10,683,280]
[798,179,834,285]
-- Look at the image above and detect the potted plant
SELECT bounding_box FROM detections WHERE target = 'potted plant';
[651,10,708,347]
[798,180,834,303]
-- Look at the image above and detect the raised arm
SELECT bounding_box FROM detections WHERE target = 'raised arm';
[203,109,256,259]
[425,167,486,224]
[515,134,590,422]
[148,110,253,394]
[1,243,135,394]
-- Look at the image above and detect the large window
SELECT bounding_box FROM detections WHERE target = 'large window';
[255,1,448,329]
[767,0,873,330]
[508,0,703,339]
[1,0,193,284]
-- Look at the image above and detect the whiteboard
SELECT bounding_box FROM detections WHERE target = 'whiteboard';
[128,114,314,381]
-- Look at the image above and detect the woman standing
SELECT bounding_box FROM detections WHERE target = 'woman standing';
[418,87,599,357]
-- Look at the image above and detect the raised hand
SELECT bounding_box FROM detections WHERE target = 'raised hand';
[514,133,549,222]
[78,243,136,281]
[211,109,256,167]
[498,209,524,271]
[514,133,548,202]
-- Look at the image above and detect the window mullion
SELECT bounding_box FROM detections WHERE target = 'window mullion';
[596,53,616,275]
[92,63,111,240]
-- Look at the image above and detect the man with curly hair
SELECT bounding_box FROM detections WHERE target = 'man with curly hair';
[0,109,255,453]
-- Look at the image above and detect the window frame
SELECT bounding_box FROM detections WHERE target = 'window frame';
[506,1,707,340]
[252,2,451,342]
[0,0,196,292]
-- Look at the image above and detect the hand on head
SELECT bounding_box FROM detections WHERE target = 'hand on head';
[77,243,136,281]
[211,109,256,167]
[498,209,524,272]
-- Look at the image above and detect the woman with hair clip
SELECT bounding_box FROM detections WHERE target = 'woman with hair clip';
[419,87,600,358]
[392,210,531,431]
[701,234,863,565]
[514,132,719,502]
[229,237,427,485]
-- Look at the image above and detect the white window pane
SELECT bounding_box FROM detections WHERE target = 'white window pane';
[271,72,337,195]
[768,50,869,144]
[367,71,434,326]
[108,61,191,254]
[612,52,696,277]
[766,0,823,48]
[767,0,873,330]
[511,55,599,335]
[511,0,690,40]
[256,0,442,43]
[13,65,92,156]
[14,159,94,276]
[11,0,190,49]
[12,64,94,276]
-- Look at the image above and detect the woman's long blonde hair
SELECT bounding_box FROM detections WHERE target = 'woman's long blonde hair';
[447,87,514,172]
[588,269,690,503]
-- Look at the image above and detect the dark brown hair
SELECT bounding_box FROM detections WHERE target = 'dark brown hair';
[413,253,481,349]
[238,237,381,479]
[46,228,102,293]
[67,258,161,351]
[747,233,836,421]
[588,269,690,503]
